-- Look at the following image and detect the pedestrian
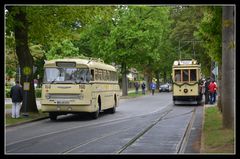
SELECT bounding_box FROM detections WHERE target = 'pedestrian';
[201,78,205,95]
[34,79,38,89]
[150,81,156,95]
[208,79,217,104]
[213,80,218,103]
[10,80,23,118]
[141,82,146,94]
[204,78,210,104]
[134,81,140,94]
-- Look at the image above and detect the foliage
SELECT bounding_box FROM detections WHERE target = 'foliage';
[5,5,223,87]
[5,88,42,98]
[46,39,80,60]
[76,6,174,78]
[194,6,222,64]
[169,6,212,76]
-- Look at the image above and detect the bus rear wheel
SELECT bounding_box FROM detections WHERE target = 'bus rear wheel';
[109,96,117,114]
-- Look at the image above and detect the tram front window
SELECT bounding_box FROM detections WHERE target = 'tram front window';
[183,70,189,82]
[190,69,196,81]
[175,70,181,82]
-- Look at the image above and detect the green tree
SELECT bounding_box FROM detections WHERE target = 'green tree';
[5,6,113,113]
[194,6,223,111]
[46,39,79,60]
[78,6,174,95]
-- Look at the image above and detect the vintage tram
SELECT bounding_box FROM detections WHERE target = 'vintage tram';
[172,59,203,105]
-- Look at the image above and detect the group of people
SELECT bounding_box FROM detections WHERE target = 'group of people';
[134,81,156,95]
[203,78,218,104]
[134,81,146,95]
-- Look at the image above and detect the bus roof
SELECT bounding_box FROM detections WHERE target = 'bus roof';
[44,58,117,71]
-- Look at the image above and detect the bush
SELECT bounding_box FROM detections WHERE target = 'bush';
[5,88,10,98]
[5,88,42,98]
[35,88,42,98]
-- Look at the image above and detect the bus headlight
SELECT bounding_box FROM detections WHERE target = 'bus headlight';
[79,93,84,100]
[45,93,50,99]
[45,84,51,89]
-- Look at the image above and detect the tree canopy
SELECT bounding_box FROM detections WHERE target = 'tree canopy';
[5,5,223,104]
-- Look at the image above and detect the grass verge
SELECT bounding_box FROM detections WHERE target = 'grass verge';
[5,104,12,109]
[201,106,234,153]
[5,110,49,126]
[121,91,149,99]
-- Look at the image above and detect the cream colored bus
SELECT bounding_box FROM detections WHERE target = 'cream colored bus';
[40,58,120,120]
[172,59,203,105]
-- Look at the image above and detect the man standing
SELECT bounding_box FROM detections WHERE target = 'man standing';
[208,80,217,104]
[10,80,23,118]
[134,81,140,94]
[141,82,146,95]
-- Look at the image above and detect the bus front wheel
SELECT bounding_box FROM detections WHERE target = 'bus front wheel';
[91,108,99,119]
[49,113,57,121]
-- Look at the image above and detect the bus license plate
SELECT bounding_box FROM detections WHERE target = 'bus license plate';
[57,100,70,104]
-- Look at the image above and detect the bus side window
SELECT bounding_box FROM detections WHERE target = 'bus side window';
[91,69,94,81]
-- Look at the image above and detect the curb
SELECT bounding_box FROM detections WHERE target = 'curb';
[6,116,49,128]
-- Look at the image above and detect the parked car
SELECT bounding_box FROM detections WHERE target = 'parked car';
[159,83,172,92]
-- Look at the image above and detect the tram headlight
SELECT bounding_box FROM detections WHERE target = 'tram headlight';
[184,89,188,93]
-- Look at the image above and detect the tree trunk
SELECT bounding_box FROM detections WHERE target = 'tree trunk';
[12,7,38,113]
[121,62,128,96]
[163,67,167,83]
[222,6,235,129]
[156,70,160,90]
[217,63,222,112]
[144,75,149,91]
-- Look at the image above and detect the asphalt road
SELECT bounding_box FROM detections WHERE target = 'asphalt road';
[5,92,203,154]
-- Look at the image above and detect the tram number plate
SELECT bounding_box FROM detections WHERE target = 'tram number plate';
[57,100,70,104]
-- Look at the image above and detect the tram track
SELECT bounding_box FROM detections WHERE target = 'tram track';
[176,107,196,153]
[6,103,197,154]
[61,107,173,154]
[116,109,172,154]
[117,107,196,154]
[61,106,196,154]
[6,104,172,153]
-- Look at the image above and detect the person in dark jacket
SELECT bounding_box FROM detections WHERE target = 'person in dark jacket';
[10,80,23,118]
[141,82,146,94]
[134,81,140,94]
[204,78,210,104]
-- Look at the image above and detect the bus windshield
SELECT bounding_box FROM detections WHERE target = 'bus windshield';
[43,67,91,84]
